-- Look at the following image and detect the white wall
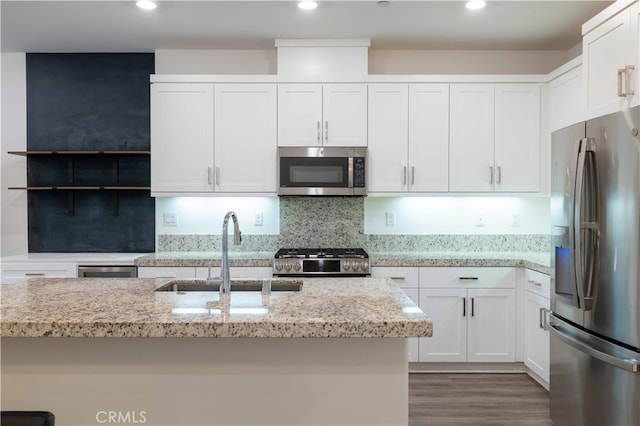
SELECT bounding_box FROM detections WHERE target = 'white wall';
[364,196,550,235]
[155,49,276,74]
[368,50,570,75]
[155,48,572,75]
[1,52,28,257]
[155,197,279,235]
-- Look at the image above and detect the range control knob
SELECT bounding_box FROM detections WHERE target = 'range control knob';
[293,262,301,272]
[275,263,283,271]
[284,263,292,272]
[360,261,369,270]
[343,261,351,271]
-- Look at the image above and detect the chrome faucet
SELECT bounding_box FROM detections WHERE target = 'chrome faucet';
[220,211,242,295]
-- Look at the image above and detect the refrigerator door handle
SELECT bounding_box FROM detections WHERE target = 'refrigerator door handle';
[549,322,640,373]
[572,139,588,310]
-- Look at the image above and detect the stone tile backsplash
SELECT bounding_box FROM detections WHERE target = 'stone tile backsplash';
[157,197,549,253]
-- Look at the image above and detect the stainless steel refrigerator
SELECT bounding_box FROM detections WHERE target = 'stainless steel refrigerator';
[550,107,640,426]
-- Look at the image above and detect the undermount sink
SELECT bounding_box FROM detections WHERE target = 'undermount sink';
[155,278,303,293]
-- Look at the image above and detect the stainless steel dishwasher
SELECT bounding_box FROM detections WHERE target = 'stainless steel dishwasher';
[77,265,137,278]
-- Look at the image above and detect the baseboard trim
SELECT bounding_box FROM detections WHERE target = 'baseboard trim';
[409,362,527,374]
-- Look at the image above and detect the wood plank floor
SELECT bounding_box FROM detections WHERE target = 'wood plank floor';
[409,373,554,425]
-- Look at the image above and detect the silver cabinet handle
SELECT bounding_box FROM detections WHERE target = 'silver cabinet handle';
[459,277,478,281]
[618,68,625,97]
[25,273,45,276]
[411,166,415,185]
[497,166,502,184]
[539,307,545,329]
[625,65,635,96]
[208,166,213,185]
[403,166,407,185]
[389,276,406,280]
[528,279,542,287]
[462,297,466,317]
[471,297,475,317]
[324,121,328,143]
[317,120,321,143]
[489,166,494,184]
[549,322,640,373]
[215,167,220,186]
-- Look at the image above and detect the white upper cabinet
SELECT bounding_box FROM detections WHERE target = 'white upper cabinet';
[367,84,409,192]
[368,84,449,193]
[214,84,277,193]
[277,84,367,147]
[449,84,495,192]
[548,61,585,132]
[494,84,541,192]
[450,83,541,193]
[409,84,450,192]
[151,83,214,194]
[582,1,638,119]
[151,83,277,195]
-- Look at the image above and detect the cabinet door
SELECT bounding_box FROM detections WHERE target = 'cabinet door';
[583,4,636,119]
[549,64,585,132]
[367,84,408,192]
[322,84,368,147]
[419,288,467,362]
[494,84,540,192]
[525,291,550,384]
[151,83,214,193]
[409,84,449,192]
[467,288,516,362]
[277,84,323,147]
[449,84,495,192]
[214,84,277,193]
[137,267,197,278]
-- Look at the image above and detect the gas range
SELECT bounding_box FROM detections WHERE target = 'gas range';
[273,248,370,277]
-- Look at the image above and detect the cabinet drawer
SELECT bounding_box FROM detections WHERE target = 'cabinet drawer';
[371,267,419,289]
[525,269,550,298]
[1,262,76,284]
[137,267,196,278]
[419,267,516,289]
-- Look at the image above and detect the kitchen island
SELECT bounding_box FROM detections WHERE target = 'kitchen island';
[1,276,431,425]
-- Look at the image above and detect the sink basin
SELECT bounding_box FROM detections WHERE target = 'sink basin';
[155,278,303,293]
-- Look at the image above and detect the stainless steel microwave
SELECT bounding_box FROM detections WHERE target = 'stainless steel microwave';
[278,147,366,196]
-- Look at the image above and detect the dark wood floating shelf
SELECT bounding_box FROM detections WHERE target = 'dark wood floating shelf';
[9,186,150,191]
[8,150,150,156]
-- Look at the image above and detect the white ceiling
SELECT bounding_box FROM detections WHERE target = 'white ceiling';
[1,1,612,52]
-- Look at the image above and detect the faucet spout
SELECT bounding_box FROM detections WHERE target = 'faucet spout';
[221,211,242,295]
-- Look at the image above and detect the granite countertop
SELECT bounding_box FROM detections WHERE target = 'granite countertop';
[135,251,551,274]
[0,277,432,339]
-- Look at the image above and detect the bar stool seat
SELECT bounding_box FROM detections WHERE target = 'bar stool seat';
[1,411,55,426]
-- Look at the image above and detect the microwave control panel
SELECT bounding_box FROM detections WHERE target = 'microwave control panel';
[354,157,365,188]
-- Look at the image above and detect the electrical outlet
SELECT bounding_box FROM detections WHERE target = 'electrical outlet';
[163,212,178,227]
[386,212,396,226]
[511,213,521,227]
[476,215,485,227]
[254,212,264,226]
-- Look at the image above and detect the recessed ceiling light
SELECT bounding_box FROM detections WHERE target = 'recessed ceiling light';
[466,1,486,10]
[298,1,318,10]
[377,1,391,7]
[136,0,157,10]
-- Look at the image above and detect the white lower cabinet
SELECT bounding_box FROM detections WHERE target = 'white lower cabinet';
[1,262,76,284]
[371,267,420,362]
[419,267,516,363]
[138,266,272,279]
[524,269,550,385]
